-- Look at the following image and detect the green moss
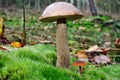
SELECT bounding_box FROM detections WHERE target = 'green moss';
[0,44,120,80]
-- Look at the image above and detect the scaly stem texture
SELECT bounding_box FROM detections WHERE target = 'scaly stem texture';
[56,18,70,68]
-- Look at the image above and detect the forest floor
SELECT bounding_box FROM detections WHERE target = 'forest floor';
[0,9,120,80]
[3,9,120,49]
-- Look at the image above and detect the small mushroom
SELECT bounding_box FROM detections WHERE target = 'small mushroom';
[73,61,87,75]
[74,50,88,62]
[77,51,88,58]
[39,2,83,68]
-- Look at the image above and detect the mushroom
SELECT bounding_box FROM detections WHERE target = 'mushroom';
[39,2,83,68]
[74,50,88,61]
[73,61,87,75]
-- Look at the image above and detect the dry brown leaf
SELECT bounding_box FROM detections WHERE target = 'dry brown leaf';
[10,42,24,48]
[0,46,8,51]
[76,50,88,59]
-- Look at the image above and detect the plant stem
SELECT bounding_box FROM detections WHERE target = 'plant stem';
[56,18,70,68]
[23,0,26,45]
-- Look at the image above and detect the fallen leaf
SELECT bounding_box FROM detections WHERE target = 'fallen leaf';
[10,42,24,48]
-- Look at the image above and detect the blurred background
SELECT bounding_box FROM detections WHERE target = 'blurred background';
[0,0,120,47]
[0,0,120,18]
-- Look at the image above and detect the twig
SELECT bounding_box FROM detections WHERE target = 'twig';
[30,41,55,45]
[109,48,120,51]
[39,41,55,44]
[0,46,9,52]
[23,0,26,45]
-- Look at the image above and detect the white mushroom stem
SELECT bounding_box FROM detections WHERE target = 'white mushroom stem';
[56,18,70,68]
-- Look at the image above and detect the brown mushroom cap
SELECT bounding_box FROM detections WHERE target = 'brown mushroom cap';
[75,50,88,59]
[39,2,83,22]
[73,61,87,66]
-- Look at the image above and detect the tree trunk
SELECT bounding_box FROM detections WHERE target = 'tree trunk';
[116,0,120,4]
[77,0,80,9]
[70,0,74,5]
[56,18,70,68]
[88,0,97,16]
[35,0,40,10]
[27,0,31,9]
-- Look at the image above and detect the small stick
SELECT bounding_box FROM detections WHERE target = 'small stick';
[23,0,26,45]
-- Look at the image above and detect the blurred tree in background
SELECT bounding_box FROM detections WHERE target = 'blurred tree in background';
[0,0,119,17]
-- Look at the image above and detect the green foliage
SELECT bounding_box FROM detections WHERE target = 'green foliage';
[1,9,120,79]
[12,44,57,65]
[81,64,120,80]
[39,65,80,80]
[1,59,30,80]
[67,15,120,47]
[0,44,81,80]
[89,15,111,21]
[6,18,22,27]
[0,44,120,80]
[2,9,119,48]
